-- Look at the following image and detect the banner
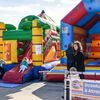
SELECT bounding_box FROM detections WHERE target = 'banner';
[71,80,100,100]
[35,45,42,55]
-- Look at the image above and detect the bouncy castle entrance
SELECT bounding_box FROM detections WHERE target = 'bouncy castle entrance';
[3,40,17,64]
[4,42,11,62]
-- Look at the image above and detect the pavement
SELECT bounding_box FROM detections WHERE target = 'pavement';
[0,81,64,100]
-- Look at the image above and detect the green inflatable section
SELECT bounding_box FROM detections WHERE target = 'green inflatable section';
[3,15,57,41]
[18,15,50,31]
[3,30,32,40]
[19,19,50,31]
[18,15,39,29]
[19,21,32,30]
[5,24,16,30]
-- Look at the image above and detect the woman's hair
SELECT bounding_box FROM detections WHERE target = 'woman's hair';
[73,41,83,52]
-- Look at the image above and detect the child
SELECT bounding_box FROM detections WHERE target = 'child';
[68,67,80,79]
[19,57,32,73]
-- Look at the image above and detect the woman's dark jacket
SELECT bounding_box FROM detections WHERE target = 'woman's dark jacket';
[73,51,85,72]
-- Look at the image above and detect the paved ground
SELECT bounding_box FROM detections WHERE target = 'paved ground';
[0,82,64,100]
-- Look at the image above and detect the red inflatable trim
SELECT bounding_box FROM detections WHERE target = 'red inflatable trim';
[84,74,96,80]
[47,74,64,82]
[90,46,100,52]
[62,2,87,25]
[91,34,100,40]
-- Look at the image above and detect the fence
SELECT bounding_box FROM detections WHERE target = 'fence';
[64,71,100,100]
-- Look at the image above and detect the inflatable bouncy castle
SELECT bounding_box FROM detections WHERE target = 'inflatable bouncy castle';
[0,11,60,83]
[61,0,100,63]
[47,0,100,81]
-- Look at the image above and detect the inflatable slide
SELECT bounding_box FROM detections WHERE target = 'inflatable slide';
[3,42,33,83]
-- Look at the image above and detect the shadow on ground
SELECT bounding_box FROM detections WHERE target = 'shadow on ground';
[32,82,64,100]
[0,81,64,100]
[0,81,35,100]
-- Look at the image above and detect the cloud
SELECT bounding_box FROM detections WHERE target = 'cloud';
[0,4,41,26]
[0,0,37,6]
[43,0,56,2]
[0,4,40,13]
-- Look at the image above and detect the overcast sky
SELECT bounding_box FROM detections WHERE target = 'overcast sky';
[0,0,81,27]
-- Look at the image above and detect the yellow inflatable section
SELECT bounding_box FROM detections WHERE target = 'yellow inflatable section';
[0,22,5,59]
[32,20,43,66]
[89,52,100,58]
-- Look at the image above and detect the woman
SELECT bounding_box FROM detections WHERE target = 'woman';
[73,41,85,79]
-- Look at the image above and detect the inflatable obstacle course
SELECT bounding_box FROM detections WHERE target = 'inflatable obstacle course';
[1,11,60,83]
